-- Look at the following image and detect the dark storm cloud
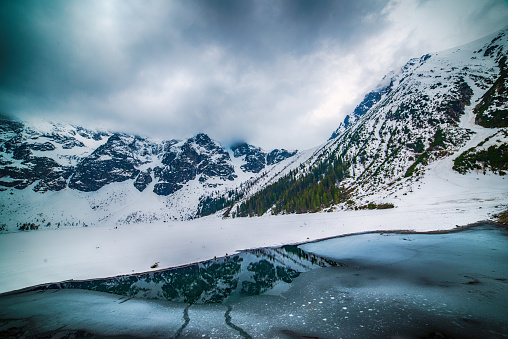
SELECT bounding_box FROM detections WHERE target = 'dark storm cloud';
[0,0,389,148]
[185,0,388,59]
[1,1,115,98]
[1,0,507,149]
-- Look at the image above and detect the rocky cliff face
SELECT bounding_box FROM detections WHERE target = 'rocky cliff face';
[0,117,96,192]
[231,142,296,173]
[153,133,237,196]
[69,134,144,192]
[0,118,297,225]
[329,80,393,140]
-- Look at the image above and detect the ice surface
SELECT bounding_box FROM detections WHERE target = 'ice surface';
[1,225,506,338]
[12,246,332,305]
[0,289,186,338]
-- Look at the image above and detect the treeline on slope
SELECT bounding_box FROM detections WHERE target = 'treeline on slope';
[474,56,508,128]
[197,189,244,217]
[233,156,348,217]
[453,143,508,175]
[196,155,349,218]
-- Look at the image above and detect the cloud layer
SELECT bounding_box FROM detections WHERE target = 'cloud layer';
[1,0,507,149]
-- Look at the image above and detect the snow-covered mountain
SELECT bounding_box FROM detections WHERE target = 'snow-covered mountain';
[1,29,508,301]
[221,27,508,216]
[322,27,508,205]
[0,117,297,227]
[1,27,507,230]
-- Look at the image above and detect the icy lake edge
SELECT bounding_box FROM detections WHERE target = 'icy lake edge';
[1,221,507,338]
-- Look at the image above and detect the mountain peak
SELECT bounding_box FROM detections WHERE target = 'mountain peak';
[192,132,212,144]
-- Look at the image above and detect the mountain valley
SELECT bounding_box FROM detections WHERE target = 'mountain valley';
[0,27,507,235]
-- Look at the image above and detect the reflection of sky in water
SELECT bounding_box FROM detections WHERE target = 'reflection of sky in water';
[0,224,507,338]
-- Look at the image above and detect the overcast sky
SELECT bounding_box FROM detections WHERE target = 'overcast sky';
[1,0,507,150]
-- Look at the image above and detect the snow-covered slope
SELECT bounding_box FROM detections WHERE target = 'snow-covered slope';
[205,27,508,219]
[307,27,508,208]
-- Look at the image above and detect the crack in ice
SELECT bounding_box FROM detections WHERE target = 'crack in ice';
[225,304,252,339]
[173,304,191,338]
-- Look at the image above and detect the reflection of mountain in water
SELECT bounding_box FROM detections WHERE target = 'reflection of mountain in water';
[37,246,341,304]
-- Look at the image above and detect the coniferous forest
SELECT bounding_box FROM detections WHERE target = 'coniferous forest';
[197,154,349,218]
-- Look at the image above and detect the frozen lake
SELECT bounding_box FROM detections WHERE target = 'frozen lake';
[1,223,507,338]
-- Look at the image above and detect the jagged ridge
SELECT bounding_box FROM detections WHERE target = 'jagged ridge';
[0,119,297,226]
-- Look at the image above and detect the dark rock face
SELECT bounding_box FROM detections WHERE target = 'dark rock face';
[133,169,152,192]
[69,134,140,192]
[329,82,392,140]
[231,142,296,173]
[12,143,31,160]
[33,174,68,192]
[62,139,85,149]
[153,182,181,195]
[193,134,235,179]
[474,56,508,128]
[153,133,236,195]
[231,142,251,158]
[76,126,108,141]
[0,117,101,193]
[43,133,84,149]
[352,91,382,117]
[231,142,266,173]
[0,156,71,191]
[266,149,297,166]
[243,153,266,173]
[1,118,68,191]
[438,78,473,123]
[0,115,23,134]
[32,159,72,192]
[30,142,56,151]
